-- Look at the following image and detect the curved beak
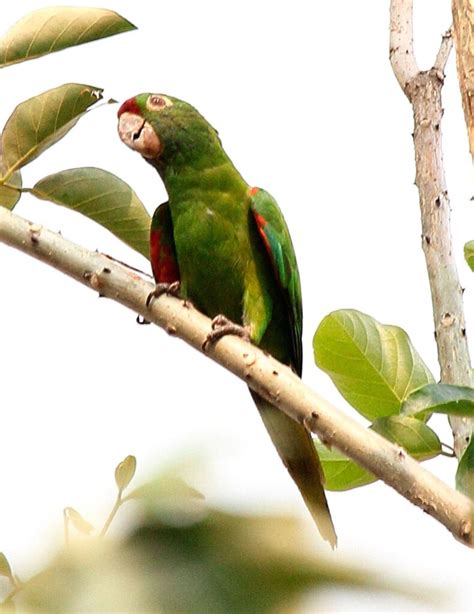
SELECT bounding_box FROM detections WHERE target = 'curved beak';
[117,112,161,159]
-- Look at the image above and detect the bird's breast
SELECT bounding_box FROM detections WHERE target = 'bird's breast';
[171,197,249,323]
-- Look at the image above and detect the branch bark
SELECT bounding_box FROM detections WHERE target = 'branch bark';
[0,206,472,547]
[389,0,419,88]
[390,0,473,459]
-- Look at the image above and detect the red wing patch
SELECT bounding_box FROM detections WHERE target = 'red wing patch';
[117,97,142,118]
[150,228,180,283]
[249,187,260,196]
[253,211,271,255]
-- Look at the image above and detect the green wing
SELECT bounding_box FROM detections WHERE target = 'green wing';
[249,188,336,546]
[249,188,303,374]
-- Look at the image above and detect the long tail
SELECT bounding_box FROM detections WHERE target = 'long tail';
[251,391,337,548]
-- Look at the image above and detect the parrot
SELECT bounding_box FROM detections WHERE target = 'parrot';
[117,93,336,547]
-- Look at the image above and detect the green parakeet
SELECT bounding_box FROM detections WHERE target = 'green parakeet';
[118,93,336,546]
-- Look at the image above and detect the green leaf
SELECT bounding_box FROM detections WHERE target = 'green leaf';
[0,552,13,579]
[456,437,474,498]
[313,309,435,421]
[115,455,137,492]
[371,416,441,460]
[0,143,21,210]
[64,507,94,535]
[402,383,474,417]
[0,7,136,68]
[464,241,474,271]
[1,83,103,179]
[124,476,204,502]
[316,444,377,491]
[317,416,441,491]
[32,168,151,258]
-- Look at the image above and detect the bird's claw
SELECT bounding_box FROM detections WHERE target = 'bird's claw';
[146,281,181,308]
[202,315,250,351]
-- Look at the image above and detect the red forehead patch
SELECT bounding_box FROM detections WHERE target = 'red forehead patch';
[117,97,142,118]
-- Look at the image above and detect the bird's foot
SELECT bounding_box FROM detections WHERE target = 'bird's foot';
[202,315,251,351]
[146,281,181,308]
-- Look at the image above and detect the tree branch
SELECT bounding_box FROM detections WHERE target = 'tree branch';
[434,28,453,74]
[390,0,473,459]
[0,206,472,547]
[389,0,419,92]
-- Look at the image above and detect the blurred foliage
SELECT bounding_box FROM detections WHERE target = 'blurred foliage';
[115,455,137,493]
[0,554,13,580]
[0,458,432,613]
[64,507,95,537]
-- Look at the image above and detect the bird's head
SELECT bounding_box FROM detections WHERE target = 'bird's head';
[117,93,221,168]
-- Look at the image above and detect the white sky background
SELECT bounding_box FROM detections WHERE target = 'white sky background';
[1,0,473,611]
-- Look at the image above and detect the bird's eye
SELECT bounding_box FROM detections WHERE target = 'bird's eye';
[147,95,173,111]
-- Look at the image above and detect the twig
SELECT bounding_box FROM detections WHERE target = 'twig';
[389,0,473,459]
[0,206,472,546]
[99,493,122,538]
[434,29,453,73]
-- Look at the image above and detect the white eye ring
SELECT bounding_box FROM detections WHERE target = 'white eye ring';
[147,94,173,111]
